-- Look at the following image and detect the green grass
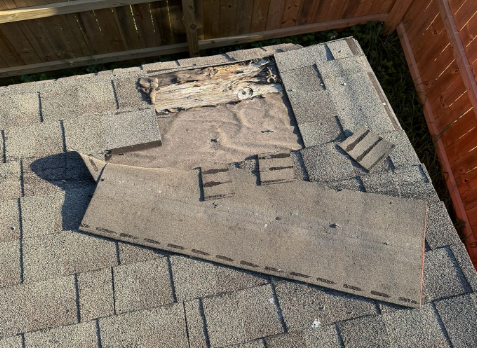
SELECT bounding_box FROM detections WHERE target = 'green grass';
[1,21,462,235]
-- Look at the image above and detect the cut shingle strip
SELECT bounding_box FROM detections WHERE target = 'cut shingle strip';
[258,152,295,185]
[326,39,355,59]
[183,299,208,348]
[338,128,395,171]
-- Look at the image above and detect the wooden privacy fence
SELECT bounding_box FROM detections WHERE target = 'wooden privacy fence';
[1,0,477,266]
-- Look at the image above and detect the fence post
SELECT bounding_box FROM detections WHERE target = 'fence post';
[382,0,413,35]
[182,0,200,57]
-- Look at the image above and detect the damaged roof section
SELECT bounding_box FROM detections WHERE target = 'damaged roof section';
[0,40,475,347]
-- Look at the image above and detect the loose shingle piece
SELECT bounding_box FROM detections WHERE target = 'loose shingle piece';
[338,127,395,171]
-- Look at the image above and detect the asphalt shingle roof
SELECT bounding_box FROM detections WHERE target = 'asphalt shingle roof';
[0,39,475,347]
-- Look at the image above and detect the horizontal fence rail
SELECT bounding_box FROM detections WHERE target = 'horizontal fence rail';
[1,0,477,265]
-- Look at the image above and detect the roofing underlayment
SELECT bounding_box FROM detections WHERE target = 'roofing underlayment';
[0,39,476,347]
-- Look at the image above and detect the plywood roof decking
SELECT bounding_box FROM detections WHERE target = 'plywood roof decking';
[0,41,475,347]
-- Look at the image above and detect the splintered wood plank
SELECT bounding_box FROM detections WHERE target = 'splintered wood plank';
[150,0,173,44]
[80,161,427,308]
[280,0,302,28]
[265,0,286,30]
[202,0,220,39]
[219,0,238,37]
[139,59,282,111]
[250,0,271,32]
[296,0,318,25]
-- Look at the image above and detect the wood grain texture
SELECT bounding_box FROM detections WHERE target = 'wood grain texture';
[202,0,220,39]
[265,0,286,30]
[235,0,254,34]
[182,0,199,56]
[296,0,318,26]
[397,22,477,264]
[383,0,414,35]
[251,0,271,32]
[219,0,238,36]
[0,0,164,23]
[280,0,302,28]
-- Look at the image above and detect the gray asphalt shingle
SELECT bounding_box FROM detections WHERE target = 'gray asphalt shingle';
[98,304,189,347]
[77,268,114,322]
[113,258,174,313]
[0,40,473,347]
[202,284,283,347]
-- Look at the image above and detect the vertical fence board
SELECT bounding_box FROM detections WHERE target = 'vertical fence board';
[354,0,376,17]
[168,0,187,43]
[113,5,145,50]
[0,29,23,66]
[219,0,238,37]
[312,0,329,22]
[325,0,348,21]
[76,11,111,54]
[341,0,361,18]
[281,0,302,28]
[133,3,160,47]
[250,0,271,32]
[93,8,127,52]
[235,0,254,34]
[265,0,286,30]
[150,0,174,44]
[202,0,220,39]
[296,0,319,25]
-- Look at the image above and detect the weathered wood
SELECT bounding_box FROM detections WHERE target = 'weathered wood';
[182,0,199,57]
[251,0,271,32]
[265,0,286,30]
[383,0,415,35]
[398,21,477,263]
[296,0,318,25]
[235,0,254,34]
[0,42,188,78]
[202,0,219,39]
[138,60,282,111]
[199,13,388,49]
[437,0,477,124]
[0,0,164,23]
[219,0,237,36]
[281,0,302,28]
